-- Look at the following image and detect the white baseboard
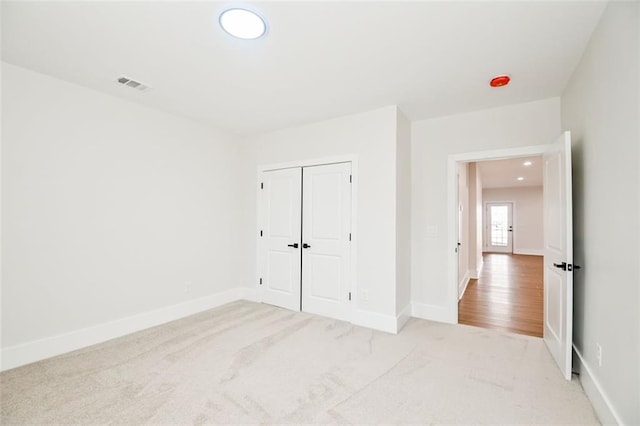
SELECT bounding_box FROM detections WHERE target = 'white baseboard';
[411,302,456,324]
[458,270,472,300]
[573,344,622,425]
[514,248,543,256]
[237,286,260,303]
[395,304,412,333]
[471,259,484,279]
[352,309,397,334]
[1,288,243,372]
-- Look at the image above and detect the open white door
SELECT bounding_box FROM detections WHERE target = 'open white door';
[301,163,352,321]
[259,168,302,311]
[543,131,574,380]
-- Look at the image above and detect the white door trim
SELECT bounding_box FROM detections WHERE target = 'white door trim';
[256,155,358,322]
[447,145,550,324]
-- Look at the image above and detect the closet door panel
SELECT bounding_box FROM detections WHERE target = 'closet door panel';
[259,168,302,311]
[301,162,351,321]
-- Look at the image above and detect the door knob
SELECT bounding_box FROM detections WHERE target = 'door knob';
[553,262,567,271]
[303,243,311,249]
[287,243,299,248]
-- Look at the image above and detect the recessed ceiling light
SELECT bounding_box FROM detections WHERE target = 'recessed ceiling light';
[219,8,266,40]
[523,161,532,166]
[517,177,524,181]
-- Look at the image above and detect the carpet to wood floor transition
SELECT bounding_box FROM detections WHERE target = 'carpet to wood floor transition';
[1,300,599,424]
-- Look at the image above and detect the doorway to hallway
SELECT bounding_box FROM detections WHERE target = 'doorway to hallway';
[458,253,543,337]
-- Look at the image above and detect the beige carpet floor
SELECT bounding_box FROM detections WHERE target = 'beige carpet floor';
[1,300,599,424]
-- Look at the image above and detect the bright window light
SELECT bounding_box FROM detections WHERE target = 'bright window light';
[523,161,532,166]
[219,9,266,40]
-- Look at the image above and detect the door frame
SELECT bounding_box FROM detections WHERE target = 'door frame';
[255,155,358,321]
[446,145,549,324]
[484,201,515,254]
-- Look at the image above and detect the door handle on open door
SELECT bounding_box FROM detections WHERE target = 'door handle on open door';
[553,262,567,271]
[287,243,299,248]
[302,243,311,249]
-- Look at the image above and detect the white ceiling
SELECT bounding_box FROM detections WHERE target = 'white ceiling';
[1,1,606,135]
[478,156,543,189]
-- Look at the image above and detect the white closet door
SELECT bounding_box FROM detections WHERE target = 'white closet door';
[259,168,302,311]
[301,162,351,321]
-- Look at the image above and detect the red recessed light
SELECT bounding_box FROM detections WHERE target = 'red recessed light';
[490,75,511,87]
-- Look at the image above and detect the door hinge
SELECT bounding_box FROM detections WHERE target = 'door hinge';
[260,230,263,237]
[349,174,352,183]
[260,182,264,189]
[349,233,352,241]
[259,278,263,285]
[348,292,351,301]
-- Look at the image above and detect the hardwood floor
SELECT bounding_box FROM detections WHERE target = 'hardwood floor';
[458,253,543,337]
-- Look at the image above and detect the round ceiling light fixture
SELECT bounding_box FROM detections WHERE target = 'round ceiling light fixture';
[219,8,266,40]
[490,75,511,88]
[523,161,532,166]
[517,176,524,181]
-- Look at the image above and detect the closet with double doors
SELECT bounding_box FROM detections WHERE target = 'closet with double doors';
[257,162,352,321]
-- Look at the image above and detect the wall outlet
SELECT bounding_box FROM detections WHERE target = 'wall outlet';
[184,281,192,294]
[596,343,602,367]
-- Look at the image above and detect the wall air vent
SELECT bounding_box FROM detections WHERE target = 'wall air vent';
[116,76,150,92]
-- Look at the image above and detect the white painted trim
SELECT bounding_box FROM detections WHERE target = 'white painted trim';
[573,345,622,425]
[411,302,456,324]
[255,167,265,303]
[237,287,260,303]
[256,155,359,324]
[458,270,472,300]
[513,248,543,256]
[470,259,483,279]
[257,155,359,173]
[351,309,397,334]
[395,304,412,333]
[1,288,243,372]
[448,144,552,325]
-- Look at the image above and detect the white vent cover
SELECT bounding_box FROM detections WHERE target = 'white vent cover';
[116,76,150,92]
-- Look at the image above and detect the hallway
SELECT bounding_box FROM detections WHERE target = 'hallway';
[459,253,543,337]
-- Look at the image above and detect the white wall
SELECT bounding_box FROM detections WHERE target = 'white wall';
[395,108,412,320]
[482,186,543,255]
[457,163,470,297]
[561,1,639,424]
[411,98,561,320]
[240,106,400,329]
[1,63,244,368]
[468,162,483,278]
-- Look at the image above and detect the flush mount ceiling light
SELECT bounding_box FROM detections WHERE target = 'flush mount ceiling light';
[517,177,525,181]
[523,161,532,166]
[219,8,266,40]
